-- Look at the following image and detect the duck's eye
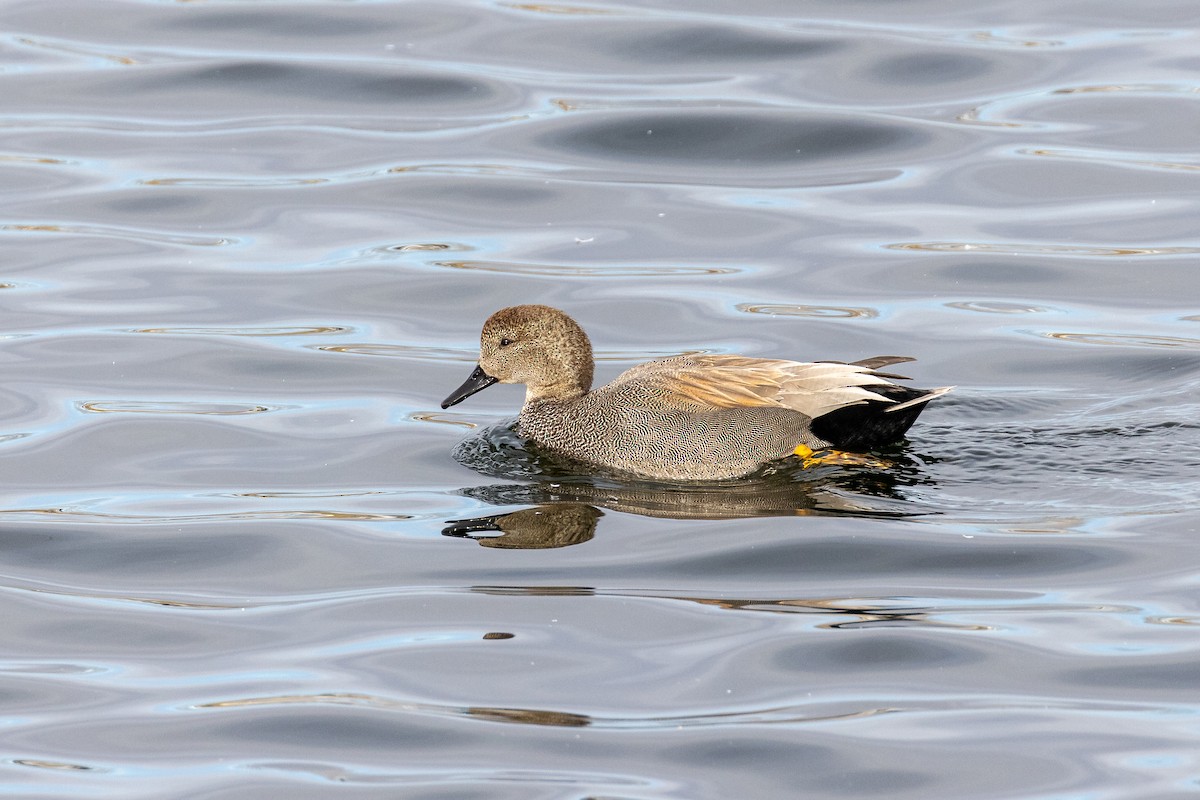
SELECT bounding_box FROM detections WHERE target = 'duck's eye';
[499,337,513,347]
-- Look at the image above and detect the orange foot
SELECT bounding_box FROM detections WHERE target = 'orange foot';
[793,444,890,469]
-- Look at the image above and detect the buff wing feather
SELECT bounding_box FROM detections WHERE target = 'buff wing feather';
[608,354,908,419]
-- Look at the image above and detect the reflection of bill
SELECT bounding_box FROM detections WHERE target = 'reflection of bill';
[444,504,601,549]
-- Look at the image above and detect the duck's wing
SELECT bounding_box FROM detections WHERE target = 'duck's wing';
[607,354,902,419]
[841,355,914,380]
[846,355,915,371]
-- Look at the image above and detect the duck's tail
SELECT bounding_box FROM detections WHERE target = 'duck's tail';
[885,385,954,413]
[809,383,952,450]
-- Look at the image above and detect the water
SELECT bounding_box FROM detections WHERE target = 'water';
[2,1,1199,797]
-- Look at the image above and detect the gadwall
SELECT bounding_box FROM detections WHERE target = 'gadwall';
[441,305,951,481]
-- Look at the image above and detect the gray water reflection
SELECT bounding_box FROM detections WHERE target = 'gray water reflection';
[444,483,917,548]
[4,0,1200,797]
[445,505,602,549]
[447,461,923,529]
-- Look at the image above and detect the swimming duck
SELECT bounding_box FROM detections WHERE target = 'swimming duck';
[441,305,950,481]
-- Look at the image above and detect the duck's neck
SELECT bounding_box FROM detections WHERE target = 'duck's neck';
[524,377,589,406]
[525,331,594,406]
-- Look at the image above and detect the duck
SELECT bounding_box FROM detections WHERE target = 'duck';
[441,304,950,481]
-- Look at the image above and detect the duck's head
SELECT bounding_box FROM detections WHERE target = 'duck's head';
[441,305,594,409]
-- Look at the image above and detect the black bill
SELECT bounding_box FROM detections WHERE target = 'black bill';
[440,364,499,409]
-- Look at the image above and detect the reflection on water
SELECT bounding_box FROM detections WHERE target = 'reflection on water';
[737,303,880,319]
[129,325,350,337]
[945,300,1053,314]
[78,400,281,415]
[0,223,237,248]
[445,486,911,548]
[433,259,739,277]
[886,241,1200,257]
[1042,331,1200,350]
[444,422,934,547]
[445,505,602,549]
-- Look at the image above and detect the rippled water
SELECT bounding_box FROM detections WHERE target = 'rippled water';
[2,1,1199,797]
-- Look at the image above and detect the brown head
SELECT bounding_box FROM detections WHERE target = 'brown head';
[441,305,594,409]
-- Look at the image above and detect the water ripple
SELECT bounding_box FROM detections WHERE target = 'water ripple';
[410,412,478,429]
[502,3,613,14]
[1041,332,1200,350]
[14,34,139,67]
[225,490,391,499]
[0,153,74,166]
[947,301,1055,314]
[250,762,656,790]
[78,401,283,415]
[0,583,244,611]
[191,689,892,730]
[314,343,474,361]
[962,31,1064,48]
[957,81,1200,130]
[139,162,530,188]
[379,242,468,253]
[1019,146,1200,173]
[433,259,738,277]
[0,507,412,525]
[1052,82,1200,95]
[128,325,350,337]
[11,759,99,773]
[886,241,1200,257]
[533,111,926,168]
[0,223,236,247]
[140,176,329,188]
[738,303,879,319]
[125,60,523,119]
[954,104,1025,128]
[190,689,1186,732]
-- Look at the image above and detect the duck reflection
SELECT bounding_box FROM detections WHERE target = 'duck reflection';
[464,706,591,727]
[444,423,935,549]
[444,504,601,549]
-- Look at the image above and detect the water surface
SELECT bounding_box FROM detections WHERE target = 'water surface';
[1,1,1199,797]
